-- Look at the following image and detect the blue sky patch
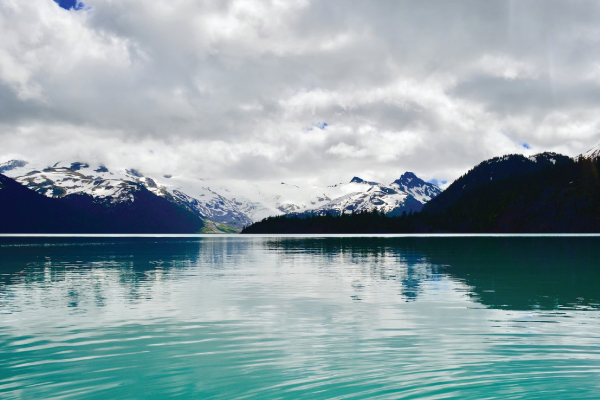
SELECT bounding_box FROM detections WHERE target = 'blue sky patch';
[307,122,328,131]
[53,0,85,10]
[428,178,447,187]
[521,142,531,149]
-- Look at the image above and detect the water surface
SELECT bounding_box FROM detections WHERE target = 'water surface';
[1,236,599,399]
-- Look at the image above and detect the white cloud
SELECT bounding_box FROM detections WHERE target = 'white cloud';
[475,54,538,80]
[326,142,366,159]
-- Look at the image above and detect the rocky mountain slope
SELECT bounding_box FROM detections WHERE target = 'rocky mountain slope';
[390,172,442,203]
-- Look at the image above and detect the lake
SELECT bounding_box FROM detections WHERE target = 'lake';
[1,235,599,399]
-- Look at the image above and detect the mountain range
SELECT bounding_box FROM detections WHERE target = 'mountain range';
[242,144,600,233]
[3,142,599,234]
[0,160,440,233]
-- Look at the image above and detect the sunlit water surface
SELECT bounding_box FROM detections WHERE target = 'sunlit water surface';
[1,236,599,399]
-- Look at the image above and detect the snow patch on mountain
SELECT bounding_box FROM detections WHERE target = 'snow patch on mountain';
[390,172,442,204]
[529,154,557,164]
[2,161,151,203]
[163,178,371,224]
[580,143,600,160]
[305,184,419,216]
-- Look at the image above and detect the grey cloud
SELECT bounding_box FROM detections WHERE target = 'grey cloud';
[451,75,600,115]
[1,0,600,186]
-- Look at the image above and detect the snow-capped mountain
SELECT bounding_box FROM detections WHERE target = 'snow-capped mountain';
[0,159,441,229]
[0,160,249,227]
[297,177,431,217]
[0,171,206,234]
[390,172,442,203]
[1,161,166,204]
[580,143,600,160]
[304,185,423,216]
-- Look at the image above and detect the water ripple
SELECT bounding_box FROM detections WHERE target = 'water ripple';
[1,236,600,398]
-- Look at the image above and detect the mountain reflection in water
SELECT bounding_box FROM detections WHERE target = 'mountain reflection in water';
[1,236,598,311]
[265,236,600,309]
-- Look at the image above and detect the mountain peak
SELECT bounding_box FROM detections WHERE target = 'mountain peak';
[392,172,424,187]
[349,177,379,185]
[397,172,418,184]
[390,172,442,204]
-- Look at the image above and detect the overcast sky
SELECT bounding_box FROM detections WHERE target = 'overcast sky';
[2,0,600,186]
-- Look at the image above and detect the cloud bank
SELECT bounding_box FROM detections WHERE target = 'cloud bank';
[2,0,600,185]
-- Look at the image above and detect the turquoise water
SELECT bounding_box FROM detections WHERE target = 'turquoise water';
[1,236,599,399]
